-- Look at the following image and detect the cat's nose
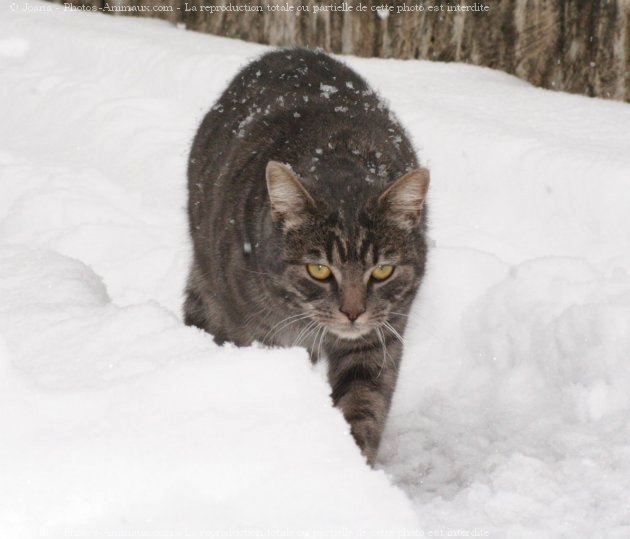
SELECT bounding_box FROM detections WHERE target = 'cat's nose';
[340,306,365,322]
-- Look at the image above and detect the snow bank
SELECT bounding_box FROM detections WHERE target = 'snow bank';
[1,1,629,536]
[0,247,415,537]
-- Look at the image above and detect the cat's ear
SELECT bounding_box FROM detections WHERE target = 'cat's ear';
[378,168,430,229]
[266,161,315,228]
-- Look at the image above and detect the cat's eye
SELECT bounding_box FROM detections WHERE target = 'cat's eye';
[307,263,332,281]
[371,264,394,281]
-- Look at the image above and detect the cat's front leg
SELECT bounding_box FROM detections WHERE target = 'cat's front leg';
[327,337,401,466]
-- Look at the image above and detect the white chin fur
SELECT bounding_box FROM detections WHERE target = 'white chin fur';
[328,325,373,340]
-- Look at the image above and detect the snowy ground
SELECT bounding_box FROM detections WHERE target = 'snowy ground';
[1,2,630,537]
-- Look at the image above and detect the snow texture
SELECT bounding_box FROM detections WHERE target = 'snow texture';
[1,2,630,537]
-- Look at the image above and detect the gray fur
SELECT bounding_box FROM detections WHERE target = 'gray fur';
[185,48,430,465]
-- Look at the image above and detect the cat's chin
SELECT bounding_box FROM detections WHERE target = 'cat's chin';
[328,325,374,340]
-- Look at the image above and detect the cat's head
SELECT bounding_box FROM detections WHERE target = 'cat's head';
[266,160,429,340]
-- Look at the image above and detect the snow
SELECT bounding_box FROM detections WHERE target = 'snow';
[320,83,339,98]
[1,1,630,537]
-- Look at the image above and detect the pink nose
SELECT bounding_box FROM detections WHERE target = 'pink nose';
[340,307,365,322]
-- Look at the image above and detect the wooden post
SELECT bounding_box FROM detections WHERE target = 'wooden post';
[47,0,630,102]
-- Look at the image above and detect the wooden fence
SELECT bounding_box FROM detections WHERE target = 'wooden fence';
[49,0,630,102]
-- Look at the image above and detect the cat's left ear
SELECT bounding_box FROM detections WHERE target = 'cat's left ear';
[378,168,430,229]
[266,161,315,229]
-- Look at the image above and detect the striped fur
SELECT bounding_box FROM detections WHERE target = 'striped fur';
[185,48,429,465]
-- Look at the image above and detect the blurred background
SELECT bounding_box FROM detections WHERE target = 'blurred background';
[47,0,630,102]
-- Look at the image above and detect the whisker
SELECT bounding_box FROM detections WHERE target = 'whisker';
[376,327,389,379]
[383,321,405,345]
[293,320,317,347]
[262,313,311,345]
[306,322,323,344]
[309,324,323,362]
[317,327,328,362]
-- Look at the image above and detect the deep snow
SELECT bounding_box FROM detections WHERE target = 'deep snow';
[1,2,630,537]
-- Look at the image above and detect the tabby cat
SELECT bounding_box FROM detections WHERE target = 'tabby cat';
[185,48,430,465]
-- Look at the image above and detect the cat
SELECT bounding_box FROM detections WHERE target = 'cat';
[184,48,429,466]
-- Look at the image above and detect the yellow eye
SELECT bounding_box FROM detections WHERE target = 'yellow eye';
[371,264,394,281]
[307,264,332,280]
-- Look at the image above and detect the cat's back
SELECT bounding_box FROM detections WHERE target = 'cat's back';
[218,48,375,118]
[188,49,387,170]
[188,49,393,237]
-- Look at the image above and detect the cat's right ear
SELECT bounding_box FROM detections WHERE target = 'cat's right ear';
[378,168,430,230]
[266,161,315,229]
